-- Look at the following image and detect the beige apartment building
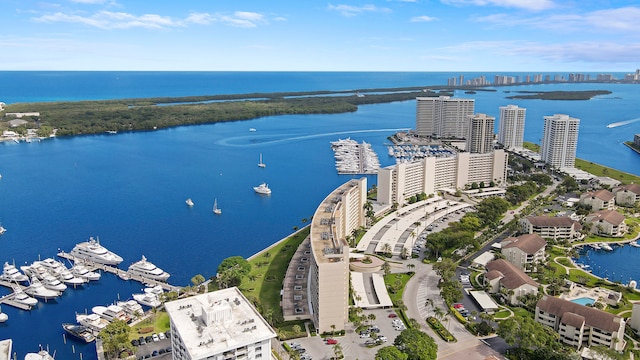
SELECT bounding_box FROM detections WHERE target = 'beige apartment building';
[519,216,582,241]
[500,234,547,271]
[309,178,367,334]
[536,296,626,351]
[377,150,507,205]
[580,189,615,210]
[416,96,475,138]
[466,113,495,154]
[498,105,526,149]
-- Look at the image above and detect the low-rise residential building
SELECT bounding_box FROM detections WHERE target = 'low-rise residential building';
[583,210,627,237]
[484,259,539,305]
[165,287,277,360]
[520,216,582,241]
[613,183,640,207]
[535,295,626,351]
[579,189,615,210]
[500,234,547,271]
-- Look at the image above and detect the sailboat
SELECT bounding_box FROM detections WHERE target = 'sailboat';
[185,198,194,207]
[258,153,266,168]
[213,198,222,215]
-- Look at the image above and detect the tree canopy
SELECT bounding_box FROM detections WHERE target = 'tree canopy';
[393,328,438,360]
[98,319,134,360]
[216,256,251,289]
[375,346,408,360]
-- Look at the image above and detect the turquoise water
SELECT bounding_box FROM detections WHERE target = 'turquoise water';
[0,72,639,358]
[570,297,596,306]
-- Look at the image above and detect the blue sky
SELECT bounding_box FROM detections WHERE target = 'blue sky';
[2,0,639,71]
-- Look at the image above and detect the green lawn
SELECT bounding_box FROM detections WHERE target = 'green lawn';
[129,311,170,340]
[575,159,640,184]
[383,272,414,305]
[239,227,309,326]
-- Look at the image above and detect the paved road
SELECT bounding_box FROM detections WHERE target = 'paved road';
[402,262,505,360]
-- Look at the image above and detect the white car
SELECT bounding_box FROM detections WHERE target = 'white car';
[360,332,370,338]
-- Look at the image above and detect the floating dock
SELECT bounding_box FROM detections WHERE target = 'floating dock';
[331,138,380,174]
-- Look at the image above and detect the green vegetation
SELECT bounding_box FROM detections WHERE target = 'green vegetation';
[426,316,456,342]
[2,89,447,136]
[575,158,640,184]
[506,90,611,100]
[216,256,252,289]
[129,311,170,340]
[375,346,408,360]
[384,272,414,305]
[100,320,135,359]
[236,227,309,331]
[393,328,438,360]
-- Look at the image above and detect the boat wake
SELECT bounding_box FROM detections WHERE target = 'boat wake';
[217,128,410,147]
[606,117,640,128]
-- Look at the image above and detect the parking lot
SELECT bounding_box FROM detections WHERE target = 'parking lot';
[283,308,405,360]
[131,330,172,360]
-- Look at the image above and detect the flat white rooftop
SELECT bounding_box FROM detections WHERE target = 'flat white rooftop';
[0,339,11,360]
[164,287,276,359]
[469,290,499,312]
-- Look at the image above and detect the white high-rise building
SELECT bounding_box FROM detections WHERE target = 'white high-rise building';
[466,113,495,154]
[541,114,580,169]
[165,287,277,360]
[498,105,526,149]
[416,96,475,138]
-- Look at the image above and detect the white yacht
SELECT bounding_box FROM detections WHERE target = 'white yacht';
[133,292,161,308]
[38,258,66,273]
[41,275,67,292]
[69,237,123,265]
[76,313,110,333]
[249,128,257,132]
[127,256,170,282]
[25,278,60,300]
[185,198,194,207]
[0,306,7,323]
[24,349,55,360]
[20,262,49,280]
[253,182,271,195]
[92,304,131,323]
[12,286,38,308]
[1,262,29,283]
[601,243,613,251]
[70,263,101,281]
[117,300,144,318]
[52,267,87,286]
[0,226,5,235]
[630,240,640,248]
[258,153,266,168]
[213,198,222,215]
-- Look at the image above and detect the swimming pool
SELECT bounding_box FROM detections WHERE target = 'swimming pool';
[570,297,596,306]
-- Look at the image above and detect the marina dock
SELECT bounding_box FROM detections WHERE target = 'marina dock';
[57,251,181,292]
[331,138,380,174]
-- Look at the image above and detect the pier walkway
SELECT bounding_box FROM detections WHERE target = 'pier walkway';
[57,251,181,292]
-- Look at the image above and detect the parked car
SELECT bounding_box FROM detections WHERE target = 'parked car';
[388,313,397,318]
[152,333,159,342]
[158,332,166,340]
[326,338,338,345]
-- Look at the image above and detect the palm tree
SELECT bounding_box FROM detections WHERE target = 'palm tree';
[332,343,343,359]
[406,263,415,271]
[424,298,433,315]
[367,313,376,326]
[330,324,336,337]
[433,307,445,322]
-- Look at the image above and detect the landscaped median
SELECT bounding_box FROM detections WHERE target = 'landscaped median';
[426,316,456,342]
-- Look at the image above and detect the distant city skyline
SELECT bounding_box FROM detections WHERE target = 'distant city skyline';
[2,1,640,71]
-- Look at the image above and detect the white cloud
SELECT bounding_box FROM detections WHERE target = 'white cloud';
[34,10,270,29]
[439,40,640,64]
[441,0,555,11]
[70,0,107,3]
[475,6,640,34]
[33,11,179,29]
[410,15,437,22]
[327,4,392,17]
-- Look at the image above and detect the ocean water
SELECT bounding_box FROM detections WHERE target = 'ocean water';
[0,72,639,358]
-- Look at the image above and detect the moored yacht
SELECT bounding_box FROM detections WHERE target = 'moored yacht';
[52,267,87,287]
[1,262,29,283]
[630,240,640,248]
[76,313,110,333]
[70,263,101,281]
[0,306,7,323]
[39,258,66,273]
[601,243,613,251]
[69,237,123,265]
[117,300,144,318]
[92,304,131,323]
[25,278,60,300]
[24,349,55,360]
[127,256,170,282]
[62,323,96,343]
[41,275,67,292]
[12,286,38,308]
[20,262,49,280]
[133,292,161,308]
[253,182,271,195]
